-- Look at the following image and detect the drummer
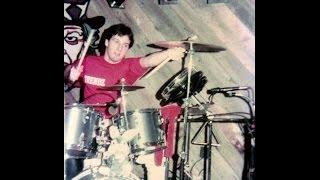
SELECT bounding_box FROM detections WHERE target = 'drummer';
[64,23,185,179]
[64,23,185,120]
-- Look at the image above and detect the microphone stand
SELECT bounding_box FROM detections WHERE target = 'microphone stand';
[223,91,255,180]
[179,42,194,180]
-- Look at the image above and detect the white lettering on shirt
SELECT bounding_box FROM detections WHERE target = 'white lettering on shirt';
[84,75,106,87]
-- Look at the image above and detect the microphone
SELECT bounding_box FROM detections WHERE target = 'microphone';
[207,86,249,95]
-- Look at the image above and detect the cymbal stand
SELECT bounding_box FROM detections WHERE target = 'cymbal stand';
[179,41,194,180]
[120,78,128,128]
[118,78,137,168]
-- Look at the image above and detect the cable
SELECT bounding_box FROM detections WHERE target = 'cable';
[190,157,204,176]
[198,169,204,176]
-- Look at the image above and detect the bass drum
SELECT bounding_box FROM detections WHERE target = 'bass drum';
[72,166,140,180]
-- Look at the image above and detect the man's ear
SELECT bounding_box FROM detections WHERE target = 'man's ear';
[105,39,109,47]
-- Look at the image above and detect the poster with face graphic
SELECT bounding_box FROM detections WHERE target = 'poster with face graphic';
[64,25,84,65]
[64,0,105,103]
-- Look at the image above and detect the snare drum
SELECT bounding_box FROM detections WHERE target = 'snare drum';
[64,104,102,158]
[113,108,166,156]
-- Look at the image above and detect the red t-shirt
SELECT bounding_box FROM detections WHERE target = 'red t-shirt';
[75,55,148,118]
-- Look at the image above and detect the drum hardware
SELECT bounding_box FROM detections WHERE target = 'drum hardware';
[171,91,219,180]
[189,114,220,180]
[99,78,141,135]
[98,79,145,122]
[206,86,255,124]
[187,96,213,116]
[119,78,129,133]
[176,92,254,180]
[219,88,255,180]
[148,38,226,179]
[205,86,255,180]
[173,86,255,180]
[179,40,203,180]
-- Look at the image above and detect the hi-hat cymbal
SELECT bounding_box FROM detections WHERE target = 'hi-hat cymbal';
[98,85,145,91]
[64,103,107,108]
[147,41,226,52]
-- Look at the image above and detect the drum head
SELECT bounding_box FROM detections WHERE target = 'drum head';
[72,166,140,180]
[156,68,207,106]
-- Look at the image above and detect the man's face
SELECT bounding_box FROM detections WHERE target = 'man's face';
[64,25,84,65]
[105,34,130,63]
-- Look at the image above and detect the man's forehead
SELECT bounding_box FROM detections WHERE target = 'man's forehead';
[112,34,130,42]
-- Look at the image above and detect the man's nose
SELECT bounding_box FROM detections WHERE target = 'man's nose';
[117,45,122,51]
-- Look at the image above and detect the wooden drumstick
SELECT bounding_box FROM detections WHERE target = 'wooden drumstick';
[76,29,96,70]
[144,57,171,78]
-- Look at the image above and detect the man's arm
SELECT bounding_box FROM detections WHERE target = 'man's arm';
[64,61,83,88]
[140,47,186,68]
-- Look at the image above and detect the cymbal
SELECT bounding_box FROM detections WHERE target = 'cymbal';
[64,103,107,108]
[98,85,145,91]
[147,41,226,52]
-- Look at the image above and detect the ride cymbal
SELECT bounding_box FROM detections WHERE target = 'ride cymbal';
[147,41,226,52]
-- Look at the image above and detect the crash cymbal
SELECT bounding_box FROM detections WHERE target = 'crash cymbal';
[147,41,226,52]
[98,85,145,91]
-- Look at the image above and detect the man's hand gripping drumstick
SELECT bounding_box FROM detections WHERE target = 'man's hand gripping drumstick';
[69,30,96,82]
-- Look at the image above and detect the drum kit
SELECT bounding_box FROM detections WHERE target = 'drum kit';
[64,39,255,180]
